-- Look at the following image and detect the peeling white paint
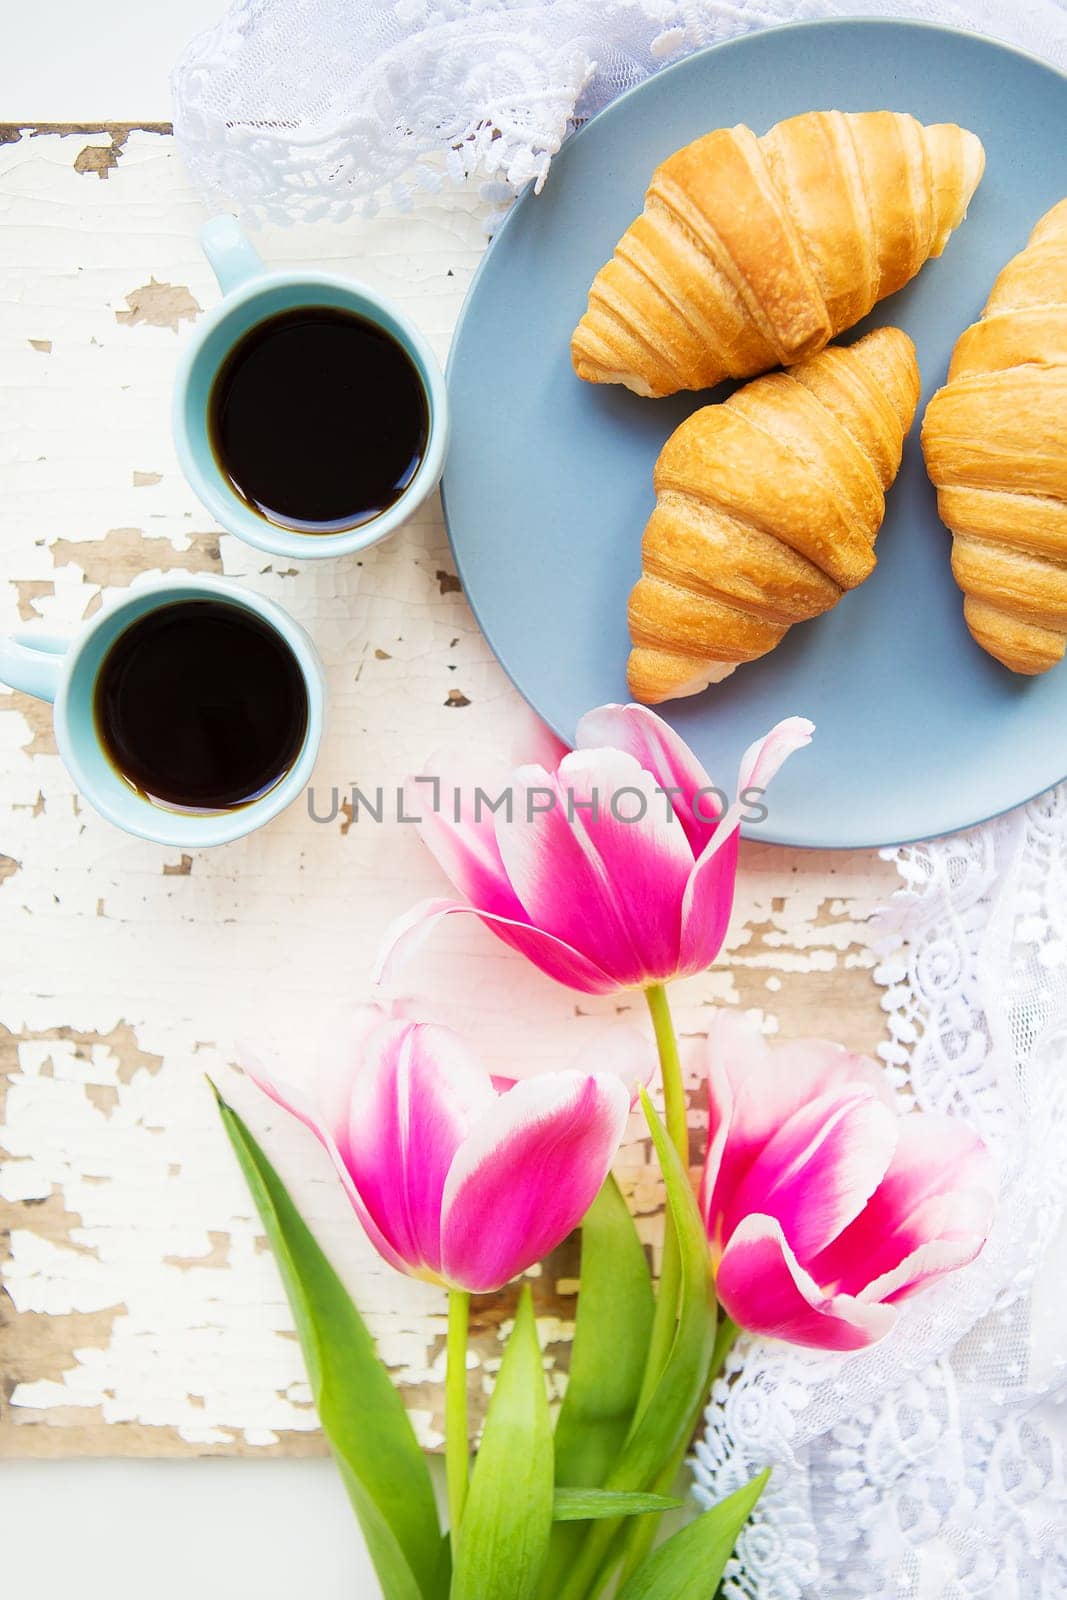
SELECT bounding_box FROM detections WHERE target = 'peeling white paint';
[0,129,896,1455]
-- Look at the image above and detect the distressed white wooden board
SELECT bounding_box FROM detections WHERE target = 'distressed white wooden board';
[0,127,899,1456]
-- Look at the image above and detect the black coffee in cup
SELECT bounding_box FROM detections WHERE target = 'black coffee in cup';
[208,306,429,534]
[94,599,309,812]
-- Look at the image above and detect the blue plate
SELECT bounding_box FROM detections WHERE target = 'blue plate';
[443,19,1067,848]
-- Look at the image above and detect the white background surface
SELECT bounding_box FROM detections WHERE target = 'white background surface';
[1,0,224,121]
[5,1459,390,1597]
[1,7,386,1595]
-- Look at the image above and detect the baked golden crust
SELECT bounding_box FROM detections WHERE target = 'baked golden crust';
[626,326,921,704]
[922,198,1067,674]
[573,111,983,398]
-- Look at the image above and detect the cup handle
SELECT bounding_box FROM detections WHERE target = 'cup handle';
[201,215,267,296]
[0,629,69,704]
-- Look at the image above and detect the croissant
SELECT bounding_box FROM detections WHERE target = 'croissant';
[573,111,983,399]
[627,325,921,704]
[921,199,1067,674]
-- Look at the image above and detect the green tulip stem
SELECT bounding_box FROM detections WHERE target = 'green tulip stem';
[636,983,688,1418]
[446,1288,471,1537]
[644,983,689,1167]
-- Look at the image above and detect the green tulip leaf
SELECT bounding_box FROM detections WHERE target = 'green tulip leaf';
[555,1091,717,1600]
[213,1086,444,1600]
[613,1090,717,1485]
[537,1175,656,1599]
[614,1316,741,1589]
[452,1283,554,1600]
[552,1488,683,1521]
[553,1173,655,1486]
[614,1471,770,1600]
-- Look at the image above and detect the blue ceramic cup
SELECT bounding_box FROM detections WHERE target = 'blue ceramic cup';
[0,574,325,847]
[173,217,449,560]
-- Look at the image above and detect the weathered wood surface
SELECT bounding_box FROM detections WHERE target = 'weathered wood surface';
[0,127,898,1457]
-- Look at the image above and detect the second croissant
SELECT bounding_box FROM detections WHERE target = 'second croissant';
[627,326,921,704]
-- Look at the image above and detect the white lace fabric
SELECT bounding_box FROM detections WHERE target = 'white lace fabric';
[694,797,1067,1598]
[171,0,1067,225]
[170,2,1067,1593]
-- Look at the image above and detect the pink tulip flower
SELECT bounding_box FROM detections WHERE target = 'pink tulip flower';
[244,1006,635,1294]
[377,706,813,995]
[700,1015,996,1351]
